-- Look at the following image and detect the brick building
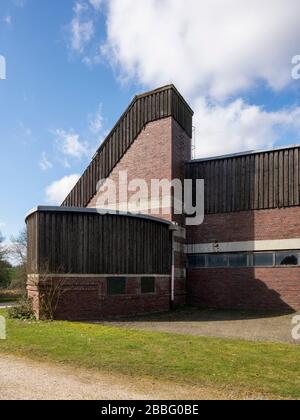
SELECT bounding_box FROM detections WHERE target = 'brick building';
[26,85,300,319]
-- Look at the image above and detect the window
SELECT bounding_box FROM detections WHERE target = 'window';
[253,253,274,267]
[228,254,248,267]
[207,254,228,268]
[107,278,126,295]
[187,250,300,269]
[141,277,155,294]
[276,252,299,266]
[188,255,206,269]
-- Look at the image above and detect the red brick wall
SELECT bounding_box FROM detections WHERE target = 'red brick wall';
[186,206,300,312]
[187,268,300,312]
[88,117,173,220]
[88,116,191,308]
[28,276,171,321]
[187,207,300,244]
[88,118,191,224]
[88,117,191,223]
[171,119,191,225]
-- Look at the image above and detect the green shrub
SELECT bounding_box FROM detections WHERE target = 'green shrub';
[8,298,35,320]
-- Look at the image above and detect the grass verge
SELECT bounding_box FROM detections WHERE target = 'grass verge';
[0,309,299,399]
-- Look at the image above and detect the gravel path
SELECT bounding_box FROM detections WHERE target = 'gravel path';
[0,303,15,309]
[0,354,252,401]
[104,309,300,344]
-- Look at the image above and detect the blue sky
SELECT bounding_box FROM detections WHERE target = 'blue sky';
[0,0,139,240]
[1,0,300,241]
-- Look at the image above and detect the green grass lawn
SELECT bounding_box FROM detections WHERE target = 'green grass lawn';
[0,309,299,399]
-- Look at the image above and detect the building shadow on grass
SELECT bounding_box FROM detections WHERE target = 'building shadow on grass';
[99,305,295,324]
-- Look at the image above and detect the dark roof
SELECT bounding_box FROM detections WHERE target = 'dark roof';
[25,206,172,226]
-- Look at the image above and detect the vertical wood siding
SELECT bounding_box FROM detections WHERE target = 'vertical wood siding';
[186,146,300,214]
[62,85,193,208]
[27,210,172,275]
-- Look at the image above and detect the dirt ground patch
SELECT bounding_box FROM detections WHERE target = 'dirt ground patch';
[0,354,263,400]
[103,308,300,344]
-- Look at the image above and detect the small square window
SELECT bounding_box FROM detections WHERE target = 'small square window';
[276,252,299,266]
[107,278,126,295]
[141,277,155,294]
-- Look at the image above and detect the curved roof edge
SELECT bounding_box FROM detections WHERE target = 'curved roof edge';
[25,206,172,226]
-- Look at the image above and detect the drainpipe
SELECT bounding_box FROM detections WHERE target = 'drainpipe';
[169,223,178,311]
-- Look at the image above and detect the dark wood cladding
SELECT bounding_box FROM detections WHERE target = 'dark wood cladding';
[62,85,193,208]
[27,210,172,275]
[27,212,38,274]
[186,146,300,214]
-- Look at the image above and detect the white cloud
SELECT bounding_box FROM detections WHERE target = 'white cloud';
[71,18,94,53]
[66,0,105,65]
[0,222,6,229]
[193,99,300,158]
[63,1,300,157]
[45,175,80,205]
[89,0,102,11]
[39,152,53,171]
[88,104,104,134]
[69,1,95,52]
[55,129,90,159]
[103,0,300,99]
[98,0,300,157]
[82,47,102,67]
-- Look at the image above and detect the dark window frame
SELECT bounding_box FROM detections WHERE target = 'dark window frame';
[187,250,300,269]
[228,253,249,268]
[275,251,300,267]
[140,277,156,294]
[251,252,275,268]
[107,277,127,296]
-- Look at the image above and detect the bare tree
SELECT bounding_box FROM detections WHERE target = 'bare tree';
[29,264,68,320]
[38,276,67,321]
[9,228,27,292]
[10,228,27,266]
[0,231,11,288]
